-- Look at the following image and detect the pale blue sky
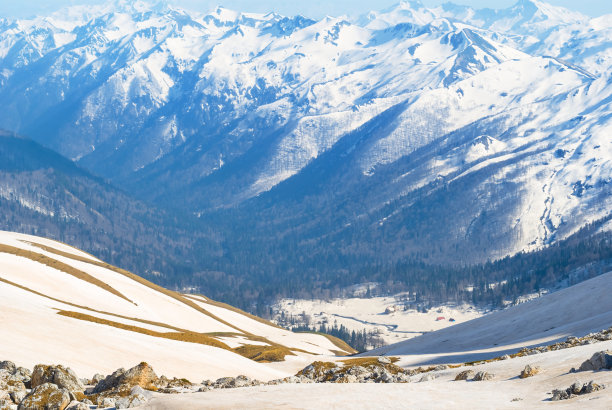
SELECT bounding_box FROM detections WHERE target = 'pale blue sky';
[1,0,610,19]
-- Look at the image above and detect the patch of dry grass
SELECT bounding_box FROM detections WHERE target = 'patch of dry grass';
[0,244,133,304]
[233,345,295,363]
[57,311,231,350]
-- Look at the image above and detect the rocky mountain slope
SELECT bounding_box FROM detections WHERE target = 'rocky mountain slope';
[0,230,353,382]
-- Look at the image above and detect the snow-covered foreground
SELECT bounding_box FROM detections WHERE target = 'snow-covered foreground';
[0,231,348,382]
[142,340,612,409]
[275,296,483,345]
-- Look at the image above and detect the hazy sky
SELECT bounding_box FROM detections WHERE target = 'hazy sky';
[1,0,610,19]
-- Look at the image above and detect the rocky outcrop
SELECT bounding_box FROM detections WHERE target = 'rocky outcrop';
[454,370,475,381]
[17,383,70,410]
[31,365,84,398]
[472,371,494,381]
[551,381,605,401]
[577,351,612,372]
[92,362,158,394]
[520,365,540,379]
[0,369,27,407]
[296,359,413,384]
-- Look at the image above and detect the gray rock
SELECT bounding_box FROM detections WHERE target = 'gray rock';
[131,385,153,400]
[232,375,251,388]
[577,351,612,372]
[377,356,391,365]
[551,380,605,401]
[8,390,26,405]
[0,399,17,410]
[65,401,90,410]
[419,373,438,383]
[0,363,15,375]
[93,362,158,393]
[91,374,105,385]
[454,370,475,381]
[31,365,85,395]
[472,371,494,381]
[213,377,235,389]
[18,383,70,410]
[115,393,147,409]
[99,397,116,408]
[520,365,540,379]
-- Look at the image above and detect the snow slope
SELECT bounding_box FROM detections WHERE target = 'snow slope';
[0,231,350,381]
[367,270,612,365]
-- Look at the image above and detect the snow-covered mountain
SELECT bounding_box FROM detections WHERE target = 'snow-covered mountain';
[0,230,352,381]
[0,0,610,266]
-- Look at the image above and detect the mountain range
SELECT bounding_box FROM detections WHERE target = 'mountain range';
[0,0,610,305]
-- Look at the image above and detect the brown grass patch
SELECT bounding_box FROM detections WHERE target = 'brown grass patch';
[26,241,250,334]
[186,294,285,330]
[0,244,133,304]
[233,345,295,363]
[57,310,231,350]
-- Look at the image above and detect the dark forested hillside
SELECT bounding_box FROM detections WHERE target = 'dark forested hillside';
[1,130,610,317]
[0,131,219,284]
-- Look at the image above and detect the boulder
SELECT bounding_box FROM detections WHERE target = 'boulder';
[472,371,494,381]
[0,399,17,410]
[12,368,31,386]
[18,383,70,410]
[520,365,540,379]
[65,401,89,410]
[419,373,438,382]
[0,364,15,375]
[114,392,147,409]
[0,370,26,402]
[551,381,605,401]
[90,374,105,385]
[454,370,475,381]
[31,365,84,396]
[213,377,235,389]
[377,357,391,365]
[93,362,158,393]
[577,351,612,372]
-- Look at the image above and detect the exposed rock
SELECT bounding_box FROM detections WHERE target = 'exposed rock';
[0,364,15,375]
[577,351,612,372]
[551,381,605,401]
[93,362,158,393]
[31,365,85,396]
[65,401,89,410]
[13,368,31,388]
[520,365,540,379]
[0,399,17,410]
[454,370,475,381]
[18,383,70,410]
[0,370,26,403]
[377,357,391,365]
[8,391,26,405]
[472,371,494,381]
[211,375,260,390]
[115,392,147,409]
[91,374,105,385]
[98,397,116,408]
[419,373,438,382]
